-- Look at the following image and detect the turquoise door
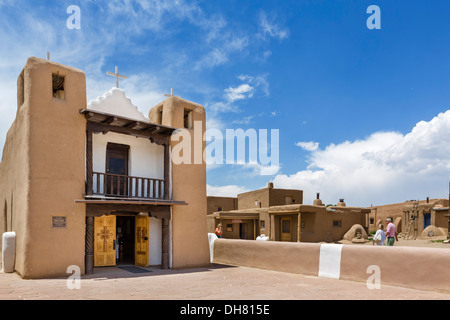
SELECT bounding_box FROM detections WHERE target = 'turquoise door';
[424,213,431,229]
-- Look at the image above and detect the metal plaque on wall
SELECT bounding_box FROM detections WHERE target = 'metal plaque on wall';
[52,216,67,229]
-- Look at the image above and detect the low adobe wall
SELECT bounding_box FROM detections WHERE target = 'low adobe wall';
[211,239,450,293]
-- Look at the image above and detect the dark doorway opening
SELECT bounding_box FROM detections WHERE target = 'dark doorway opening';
[116,215,135,265]
[239,223,247,240]
[424,213,431,229]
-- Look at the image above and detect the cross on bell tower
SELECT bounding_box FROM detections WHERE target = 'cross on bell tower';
[106,66,127,88]
[164,88,181,98]
[165,88,175,98]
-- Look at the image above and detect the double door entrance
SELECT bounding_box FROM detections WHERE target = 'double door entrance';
[94,214,149,267]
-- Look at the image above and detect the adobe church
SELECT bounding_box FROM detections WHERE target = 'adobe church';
[0,57,210,278]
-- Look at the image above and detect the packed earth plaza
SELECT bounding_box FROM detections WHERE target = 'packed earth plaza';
[0,57,450,302]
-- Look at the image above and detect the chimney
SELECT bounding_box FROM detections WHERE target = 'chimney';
[313,193,323,206]
[268,182,274,189]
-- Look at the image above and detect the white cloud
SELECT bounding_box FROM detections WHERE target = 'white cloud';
[273,111,450,207]
[296,141,319,152]
[207,184,249,197]
[244,163,281,176]
[258,11,289,41]
[225,84,254,102]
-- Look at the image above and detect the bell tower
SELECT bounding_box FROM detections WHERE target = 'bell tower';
[149,95,210,269]
[18,57,87,277]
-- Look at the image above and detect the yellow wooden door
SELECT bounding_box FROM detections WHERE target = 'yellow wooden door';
[280,218,292,242]
[94,215,117,267]
[135,215,149,267]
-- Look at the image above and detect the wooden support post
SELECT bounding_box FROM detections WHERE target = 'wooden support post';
[268,214,272,241]
[86,129,93,195]
[162,218,170,270]
[297,213,301,242]
[85,216,94,274]
[164,142,170,200]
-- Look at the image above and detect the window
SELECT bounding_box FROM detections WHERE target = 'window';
[157,108,163,124]
[333,220,342,228]
[218,207,223,212]
[370,218,375,225]
[260,220,265,229]
[52,73,65,99]
[184,109,193,129]
[226,224,233,232]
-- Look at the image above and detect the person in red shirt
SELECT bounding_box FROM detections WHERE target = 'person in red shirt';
[215,223,223,238]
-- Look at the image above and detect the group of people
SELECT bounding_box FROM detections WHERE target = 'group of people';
[372,218,399,246]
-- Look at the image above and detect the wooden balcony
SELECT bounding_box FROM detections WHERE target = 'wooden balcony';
[83,110,174,202]
[87,172,168,200]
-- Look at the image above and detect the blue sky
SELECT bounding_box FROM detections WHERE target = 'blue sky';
[2,0,450,206]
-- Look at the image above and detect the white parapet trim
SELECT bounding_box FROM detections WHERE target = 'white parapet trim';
[2,232,16,273]
[318,243,343,279]
[208,233,218,263]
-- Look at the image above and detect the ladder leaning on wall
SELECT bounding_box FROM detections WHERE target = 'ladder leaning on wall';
[403,202,419,240]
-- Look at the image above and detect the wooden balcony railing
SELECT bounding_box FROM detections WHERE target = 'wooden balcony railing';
[89,172,166,200]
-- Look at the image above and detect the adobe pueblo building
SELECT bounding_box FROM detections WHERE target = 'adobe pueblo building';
[0,57,210,278]
[368,198,450,240]
[207,183,370,242]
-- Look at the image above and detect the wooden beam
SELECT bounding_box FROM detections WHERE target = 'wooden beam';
[84,203,175,217]
[85,112,95,119]
[123,121,140,129]
[102,116,118,125]
[87,121,171,142]
[144,126,161,134]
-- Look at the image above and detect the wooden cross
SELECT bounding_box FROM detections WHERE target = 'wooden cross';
[97,226,113,252]
[107,66,127,88]
[164,88,178,98]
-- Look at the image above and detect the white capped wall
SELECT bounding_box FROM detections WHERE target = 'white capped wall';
[92,131,164,179]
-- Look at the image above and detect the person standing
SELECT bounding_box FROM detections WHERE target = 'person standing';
[373,224,386,246]
[215,223,223,238]
[385,218,398,246]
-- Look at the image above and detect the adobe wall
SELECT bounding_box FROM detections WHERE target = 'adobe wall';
[238,188,269,209]
[0,70,31,275]
[0,57,87,278]
[313,208,368,242]
[269,188,303,206]
[213,239,320,276]
[237,187,303,210]
[212,239,450,293]
[207,196,237,215]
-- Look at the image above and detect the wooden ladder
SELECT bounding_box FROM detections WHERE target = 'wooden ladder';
[403,219,414,240]
[404,202,419,240]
